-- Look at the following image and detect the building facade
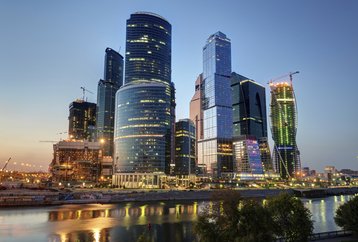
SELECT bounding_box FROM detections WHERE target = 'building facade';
[197,32,233,177]
[232,136,264,180]
[96,48,124,157]
[125,12,171,85]
[49,140,102,182]
[114,12,174,178]
[231,73,274,173]
[175,119,196,175]
[114,83,172,173]
[68,100,96,141]
[270,81,300,178]
[189,74,203,166]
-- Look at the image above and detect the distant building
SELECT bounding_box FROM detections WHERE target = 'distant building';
[49,140,102,182]
[113,12,175,181]
[197,32,233,177]
[68,100,96,141]
[302,167,310,177]
[270,81,300,178]
[175,119,196,175]
[96,48,124,157]
[189,74,204,166]
[231,73,274,173]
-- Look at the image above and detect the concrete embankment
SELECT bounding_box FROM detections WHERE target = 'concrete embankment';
[107,189,294,203]
[1,187,357,207]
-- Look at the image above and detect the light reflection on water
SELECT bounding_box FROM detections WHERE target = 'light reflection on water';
[303,194,350,233]
[0,195,353,242]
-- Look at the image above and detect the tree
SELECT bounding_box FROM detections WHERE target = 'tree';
[195,190,241,242]
[237,200,274,242]
[195,190,275,242]
[335,195,358,235]
[267,193,313,242]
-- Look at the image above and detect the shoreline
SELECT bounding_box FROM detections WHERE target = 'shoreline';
[1,187,358,208]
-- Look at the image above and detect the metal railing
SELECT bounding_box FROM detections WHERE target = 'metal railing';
[276,230,353,242]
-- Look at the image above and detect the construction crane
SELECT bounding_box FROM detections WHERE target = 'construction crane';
[39,141,58,143]
[1,157,11,172]
[80,86,93,101]
[268,71,300,179]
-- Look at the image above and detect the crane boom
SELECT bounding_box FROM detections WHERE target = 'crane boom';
[80,86,93,101]
[1,157,11,171]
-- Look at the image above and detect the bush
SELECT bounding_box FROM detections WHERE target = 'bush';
[335,195,358,235]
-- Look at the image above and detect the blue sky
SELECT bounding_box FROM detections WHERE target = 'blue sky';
[0,0,357,172]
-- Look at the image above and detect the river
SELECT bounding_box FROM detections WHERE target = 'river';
[0,195,352,242]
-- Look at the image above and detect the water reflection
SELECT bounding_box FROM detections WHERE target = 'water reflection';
[0,195,353,242]
[303,195,351,233]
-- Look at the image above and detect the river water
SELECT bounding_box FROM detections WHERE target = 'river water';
[0,195,352,242]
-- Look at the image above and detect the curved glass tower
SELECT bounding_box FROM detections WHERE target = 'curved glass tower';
[125,12,171,85]
[114,12,174,175]
[270,82,300,179]
[114,83,172,173]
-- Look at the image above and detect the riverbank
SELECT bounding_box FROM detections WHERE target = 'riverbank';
[1,187,357,207]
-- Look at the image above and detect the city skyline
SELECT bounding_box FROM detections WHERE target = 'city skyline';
[1,0,358,171]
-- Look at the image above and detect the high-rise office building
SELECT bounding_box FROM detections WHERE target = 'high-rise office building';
[96,48,124,157]
[125,12,171,85]
[175,119,196,175]
[197,32,233,177]
[114,12,174,180]
[270,81,300,178]
[189,74,203,165]
[231,73,273,173]
[68,100,96,141]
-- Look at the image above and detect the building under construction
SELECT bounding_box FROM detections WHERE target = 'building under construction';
[49,140,102,183]
[270,78,300,179]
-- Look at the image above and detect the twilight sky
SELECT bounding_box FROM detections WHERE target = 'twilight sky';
[0,0,357,172]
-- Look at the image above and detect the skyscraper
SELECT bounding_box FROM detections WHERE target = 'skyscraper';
[189,74,203,165]
[197,32,233,177]
[96,48,124,157]
[68,100,96,141]
[270,81,300,178]
[114,12,174,179]
[175,119,196,175]
[125,12,171,85]
[231,73,273,173]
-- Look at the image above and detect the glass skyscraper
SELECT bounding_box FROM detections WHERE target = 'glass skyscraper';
[175,119,196,175]
[231,73,273,173]
[68,100,96,141]
[114,12,174,175]
[125,12,171,85]
[270,81,300,178]
[96,48,124,157]
[197,32,233,176]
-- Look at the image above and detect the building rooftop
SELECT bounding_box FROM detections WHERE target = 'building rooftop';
[133,11,169,23]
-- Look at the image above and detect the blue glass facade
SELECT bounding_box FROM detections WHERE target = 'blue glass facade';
[114,83,172,173]
[232,136,264,180]
[114,12,174,175]
[96,48,124,157]
[198,32,233,176]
